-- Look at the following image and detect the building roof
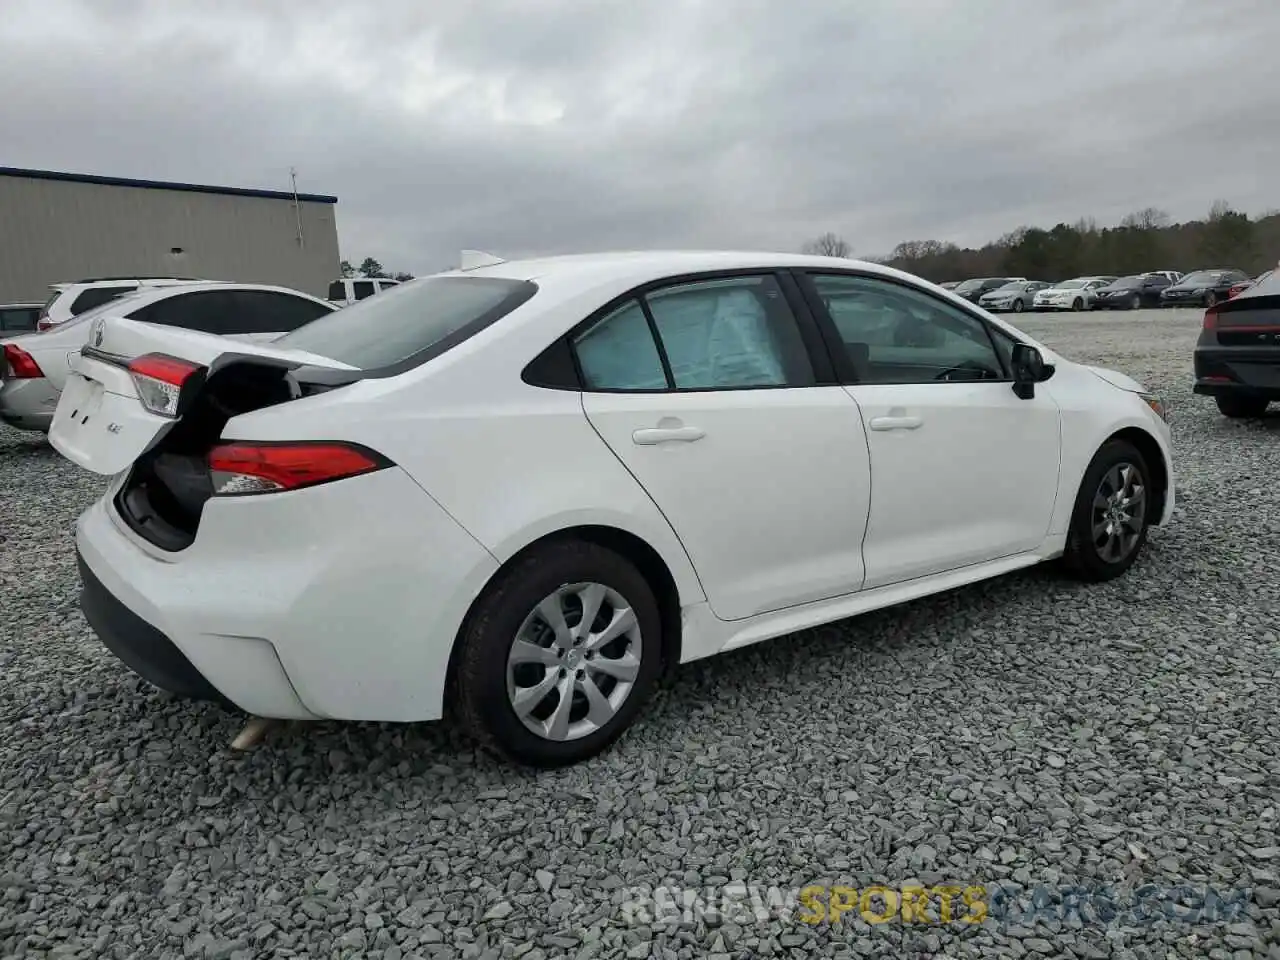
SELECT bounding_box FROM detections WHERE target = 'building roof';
[0,166,337,204]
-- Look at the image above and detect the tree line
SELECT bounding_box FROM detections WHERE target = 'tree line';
[340,257,414,282]
[803,200,1279,283]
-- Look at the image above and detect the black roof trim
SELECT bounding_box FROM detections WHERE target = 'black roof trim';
[0,166,338,204]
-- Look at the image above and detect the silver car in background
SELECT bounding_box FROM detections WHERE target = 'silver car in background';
[978,280,1052,313]
[1033,277,1116,312]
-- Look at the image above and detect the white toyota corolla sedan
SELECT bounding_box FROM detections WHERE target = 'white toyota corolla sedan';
[51,251,1174,766]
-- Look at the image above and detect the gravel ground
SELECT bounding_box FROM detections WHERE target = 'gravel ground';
[2,307,1279,960]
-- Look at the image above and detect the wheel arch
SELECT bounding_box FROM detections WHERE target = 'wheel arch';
[445,524,688,708]
[1107,426,1169,525]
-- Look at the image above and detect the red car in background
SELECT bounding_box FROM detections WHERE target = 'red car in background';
[1228,269,1274,299]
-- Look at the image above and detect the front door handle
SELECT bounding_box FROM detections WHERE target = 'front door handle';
[632,425,705,445]
[869,415,923,431]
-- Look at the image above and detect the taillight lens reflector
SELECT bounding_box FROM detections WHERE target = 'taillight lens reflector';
[208,442,391,496]
[2,344,43,379]
[126,353,204,418]
[1203,304,1220,330]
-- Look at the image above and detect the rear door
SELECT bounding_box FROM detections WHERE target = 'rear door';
[575,271,873,622]
[50,317,356,475]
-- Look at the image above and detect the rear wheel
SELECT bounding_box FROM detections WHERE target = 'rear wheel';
[1071,298,1084,311]
[1062,440,1151,582]
[1204,290,1217,308]
[1215,394,1269,418]
[452,540,663,767]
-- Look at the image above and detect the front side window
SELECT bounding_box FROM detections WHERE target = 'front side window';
[571,274,816,391]
[226,291,332,334]
[352,280,376,301]
[809,274,1005,384]
[327,280,347,301]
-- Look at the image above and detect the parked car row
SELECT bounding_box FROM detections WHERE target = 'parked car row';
[942,268,1263,312]
[1,281,336,432]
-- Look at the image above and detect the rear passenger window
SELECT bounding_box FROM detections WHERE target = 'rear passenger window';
[132,291,237,334]
[71,285,135,315]
[572,275,816,392]
[327,281,347,301]
[228,291,332,334]
[352,280,376,301]
[574,301,667,391]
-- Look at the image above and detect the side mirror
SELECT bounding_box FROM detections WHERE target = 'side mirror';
[1011,343,1053,399]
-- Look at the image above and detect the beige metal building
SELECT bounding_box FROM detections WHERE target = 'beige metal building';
[0,167,341,301]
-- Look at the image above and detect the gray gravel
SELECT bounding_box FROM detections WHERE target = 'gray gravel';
[3,307,1280,960]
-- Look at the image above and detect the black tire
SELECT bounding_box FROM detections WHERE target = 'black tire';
[452,540,664,767]
[1072,298,1084,312]
[1215,394,1269,418]
[1061,439,1152,582]
[1129,293,1142,310]
[1204,291,1217,308]
[1012,299,1025,313]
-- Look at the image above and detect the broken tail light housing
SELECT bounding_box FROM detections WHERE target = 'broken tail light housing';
[127,353,206,418]
[207,441,392,496]
[2,344,43,379]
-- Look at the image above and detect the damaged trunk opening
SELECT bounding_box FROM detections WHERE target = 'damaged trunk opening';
[115,361,357,551]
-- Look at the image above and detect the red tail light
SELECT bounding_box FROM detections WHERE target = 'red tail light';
[126,353,205,418]
[1203,303,1220,331]
[2,344,43,379]
[207,441,391,496]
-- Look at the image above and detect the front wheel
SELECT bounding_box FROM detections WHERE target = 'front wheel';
[1072,298,1084,311]
[1062,440,1151,582]
[1216,394,1269,418]
[452,540,663,767]
[1012,299,1025,313]
[1129,293,1142,310]
[1204,291,1217,308]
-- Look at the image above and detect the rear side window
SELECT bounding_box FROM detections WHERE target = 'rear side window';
[352,280,376,301]
[0,307,39,332]
[574,301,667,391]
[327,281,347,301]
[275,276,537,372]
[71,285,135,315]
[226,291,332,334]
[132,291,238,333]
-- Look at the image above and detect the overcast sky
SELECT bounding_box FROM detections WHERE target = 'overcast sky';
[2,0,1276,273]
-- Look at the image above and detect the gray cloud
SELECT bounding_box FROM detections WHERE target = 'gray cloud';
[3,0,1277,273]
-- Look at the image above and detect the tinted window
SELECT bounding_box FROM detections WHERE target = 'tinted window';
[275,276,535,371]
[352,280,376,301]
[71,285,135,315]
[225,291,332,334]
[327,281,347,301]
[810,274,1005,384]
[641,275,814,388]
[0,307,40,332]
[574,300,667,391]
[131,290,239,334]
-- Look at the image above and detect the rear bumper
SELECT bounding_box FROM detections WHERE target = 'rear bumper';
[0,378,58,431]
[1193,348,1280,397]
[74,465,500,722]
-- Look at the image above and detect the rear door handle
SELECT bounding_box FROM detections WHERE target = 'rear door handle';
[869,415,923,431]
[632,426,705,445]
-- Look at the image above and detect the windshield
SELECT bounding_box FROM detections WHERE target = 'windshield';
[276,275,537,371]
[1055,279,1087,289]
[1112,276,1143,286]
[955,279,998,292]
[990,282,1023,293]
[1181,271,1220,285]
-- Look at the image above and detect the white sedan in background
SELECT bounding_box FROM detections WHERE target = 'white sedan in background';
[1,283,334,432]
[52,251,1174,767]
[1033,277,1117,312]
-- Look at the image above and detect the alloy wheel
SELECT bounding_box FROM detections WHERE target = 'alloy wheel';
[1130,294,1141,310]
[506,582,642,741]
[1091,462,1146,563]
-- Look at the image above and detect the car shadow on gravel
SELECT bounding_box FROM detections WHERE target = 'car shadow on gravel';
[0,433,57,458]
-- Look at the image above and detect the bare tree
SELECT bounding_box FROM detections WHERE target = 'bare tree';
[1207,199,1235,222]
[1121,207,1170,231]
[802,232,852,258]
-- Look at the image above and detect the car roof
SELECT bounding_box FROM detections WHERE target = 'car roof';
[88,281,331,310]
[453,249,928,289]
[0,302,42,308]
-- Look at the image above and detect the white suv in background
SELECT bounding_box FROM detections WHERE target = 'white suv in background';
[39,276,202,331]
[326,277,401,307]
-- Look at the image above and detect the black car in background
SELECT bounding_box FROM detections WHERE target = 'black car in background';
[1161,269,1251,308]
[951,277,1020,303]
[1092,274,1172,310]
[1194,270,1280,418]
